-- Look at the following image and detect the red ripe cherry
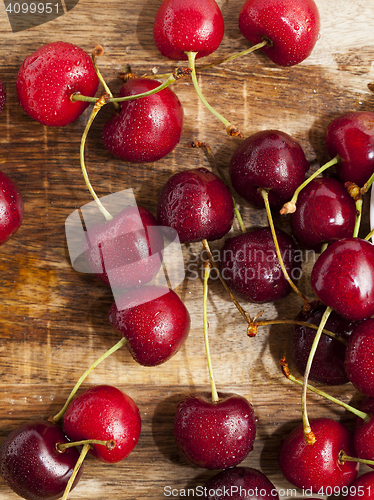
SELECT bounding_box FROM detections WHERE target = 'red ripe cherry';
[311,237,374,321]
[0,170,24,246]
[157,168,234,244]
[345,319,374,397]
[153,0,225,61]
[220,227,302,303]
[0,79,5,114]
[325,111,374,187]
[344,471,374,500]
[289,303,357,386]
[238,0,320,67]
[279,418,358,492]
[102,78,183,163]
[204,466,279,500]
[229,130,310,209]
[290,177,356,251]
[108,285,190,366]
[16,41,99,127]
[174,392,257,469]
[84,205,164,289]
[0,420,83,500]
[63,385,141,464]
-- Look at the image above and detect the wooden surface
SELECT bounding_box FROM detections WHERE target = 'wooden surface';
[0,0,374,498]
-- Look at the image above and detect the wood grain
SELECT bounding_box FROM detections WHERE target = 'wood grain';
[0,0,373,498]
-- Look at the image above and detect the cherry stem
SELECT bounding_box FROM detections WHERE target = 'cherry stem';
[186,51,242,138]
[255,319,346,344]
[201,239,254,328]
[301,306,333,445]
[61,443,91,500]
[339,452,374,466]
[189,141,246,233]
[57,438,116,452]
[203,261,219,403]
[280,155,340,215]
[91,45,118,110]
[353,198,363,238]
[260,188,310,310]
[365,228,374,241]
[52,337,128,423]
[79,93,113,221]
[280,357,369,422]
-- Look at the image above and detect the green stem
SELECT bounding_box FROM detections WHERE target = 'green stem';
[58,439,115,452]
[186,51,242,137]
[255,319,346,344]
[62,443,91,500]
[203,262,219,403]
[339,452,374,466]
[91,46,118,110]
[280,155,340,215]
[365,228,374,241]
[52,337,128,423]
[353,198,363,238]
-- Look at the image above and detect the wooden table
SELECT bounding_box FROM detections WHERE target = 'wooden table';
[0,0,373,498]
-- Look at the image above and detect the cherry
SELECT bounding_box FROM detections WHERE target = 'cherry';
[345,319,374,397]
[174,392,257,470]
[279,418,358,492]
[204,466,279,500]
[0,170,24,245]
[153,0,224,61]
[238,0,320,67]
[325,111,374,187]
[290,177,356,251]
[344,471,374,500]
[63,385,141,464]
[0,79,5,114]
[0,420,83,500]
[289,303,357,385]
[83,205,164,289]
[220,227,302,303]
[102,78,184,163]
[108,285,190,366]
[16,42,99,127]
[229,130,310,210]
[157,167,234,244]
[311,237,374,321]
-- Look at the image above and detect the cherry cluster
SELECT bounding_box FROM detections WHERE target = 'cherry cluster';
[0,0,374,499]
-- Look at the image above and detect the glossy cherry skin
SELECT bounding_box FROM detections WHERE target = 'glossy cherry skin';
[0,420,83,500]
[109,286,190,366]
[16,42,99,127]
[153,0,225,61]
[325,111,374,187]
[63,385,141,464]
[290,177,356,250]
[353,397,374,468]
[204,467,279,500]
[0,170,24,245]
[174,392,257,469]
[84,205,164,289]
[229,130,310,209]
[345,319,374,397]
[157,168,234,244]
[239,0,320,67]
[344,471,374,500]
[220,227,301,303]
[279,418,358,492]
[289,303,357,385]
[311,238,374,322]
[102,78,183,163]
[0,79,5,114]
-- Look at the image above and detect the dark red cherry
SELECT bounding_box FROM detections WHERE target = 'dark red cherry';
[0,79,6,114]
[108,285,190,366]
[16,41,99,127]
[220,227,302,303]
[63,385,141,464]
[238,0,320,67]
[290,177,356,250]
[344,471,374,500]
[102,78,183,163]
[229,130,310,209]
[0,420,82,500]
[353,397,374,468]
[204,466,279,500]
[174,392,257,469]
[325,111,374,187]
[289,303,357,385]
[279,418,358,492]
[0,170,24,245]
[157,168,234,244]
[83,205,164,289]
[311,237,374,321]
[153,0,225,61]
[345,319,374,397]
